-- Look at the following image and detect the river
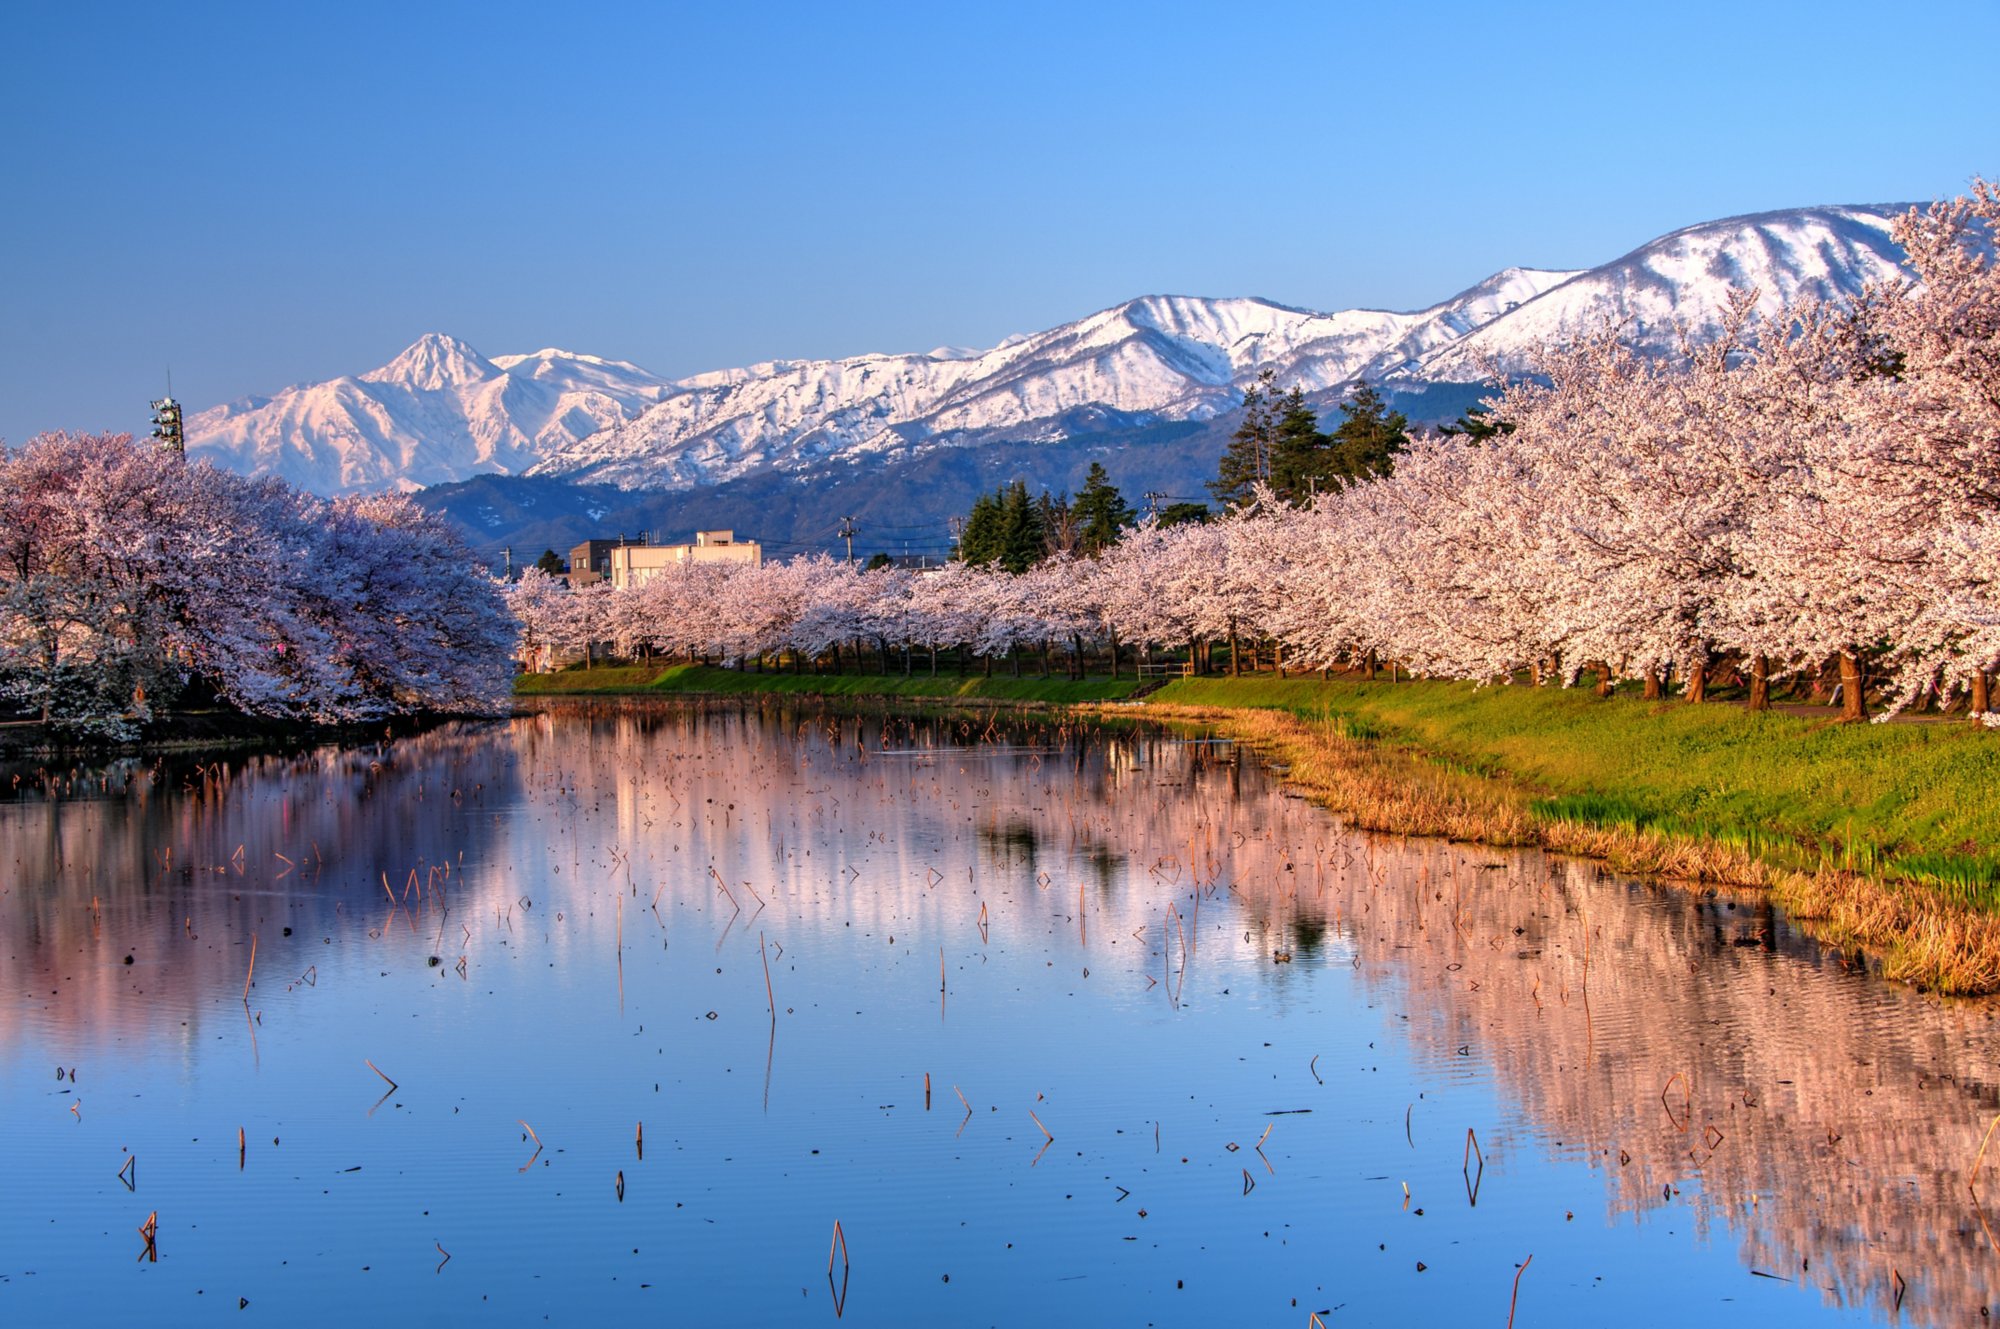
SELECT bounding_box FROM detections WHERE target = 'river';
[0,699,1993,1325]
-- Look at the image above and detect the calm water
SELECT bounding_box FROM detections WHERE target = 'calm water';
[1,700,1995,1326]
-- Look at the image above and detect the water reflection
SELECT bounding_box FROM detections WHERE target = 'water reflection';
[0,699,1991,1325]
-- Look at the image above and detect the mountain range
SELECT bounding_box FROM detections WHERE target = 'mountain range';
[183,202,1917,555]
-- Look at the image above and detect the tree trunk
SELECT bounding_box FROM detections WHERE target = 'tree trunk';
[1686,655,1707,704]
[929,644,938,676]
[1595,662,1613,698]
[1228,621,1241,677]
[1109,631,1120,680]
[1276,641,1286,679]
[1972,669,1990,717]
[1363,649,1378,681]
[1839,650,1868,722]
[1748,655,1771,712]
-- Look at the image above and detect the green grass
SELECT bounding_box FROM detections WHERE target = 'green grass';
[1151,674,2000,900]
[516,662,1143,704]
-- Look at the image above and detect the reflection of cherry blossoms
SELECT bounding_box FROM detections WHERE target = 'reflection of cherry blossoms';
[0,431,515,735]
[510,184,2000,721]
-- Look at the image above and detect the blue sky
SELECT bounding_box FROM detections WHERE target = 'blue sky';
[4,0,1996,439]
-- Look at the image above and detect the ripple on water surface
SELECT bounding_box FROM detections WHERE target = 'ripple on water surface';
[0,700,1993,1325]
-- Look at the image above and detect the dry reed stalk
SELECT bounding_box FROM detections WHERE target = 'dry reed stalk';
[1506,1254,1533,1329]
[1970,1112,2000,1195]
[117,1155,135,1190]
[1029,1108,1052,1142]
[237,1126,245,1169]
[434,1240,451,1272]
[636,1121,643,1159]
[760,932,777,1021]
[615,1169,625,1202]
[381,872,395,905]
[243,934,257,1003]
[1661,1072,1690,1133]
[924,1072,931,1110]
[518,1119,541,1147]
[365,1059,398,1091]
[827,1219,849,1273]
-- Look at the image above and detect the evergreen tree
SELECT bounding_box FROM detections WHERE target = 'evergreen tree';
[957,488,1006,566]
[865,551,893,570]
[1209,367,1279,509]
[1438,404,1513,445]
[1156,501,1210,527]
[1322,384,1409,490]
[534,548,565,575]
[999,481,1048,573]
[1074,462,1134,554]
[957,480,1048,573]
[1267,388,1332,506]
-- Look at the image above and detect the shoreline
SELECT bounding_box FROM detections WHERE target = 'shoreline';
[0,708,490,762]
[519,664,2000,994]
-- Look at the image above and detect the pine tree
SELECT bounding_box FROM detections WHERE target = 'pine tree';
[1438,404,1512,445]
[1209,367,1279,510]
[534,548,565,574]
[957,481,1049,573]
[1074,462,1134,553]
[1267,388,1331,505]
[999,481,1047,573]
[957,489,1005,566]
[1322,383,1409,490]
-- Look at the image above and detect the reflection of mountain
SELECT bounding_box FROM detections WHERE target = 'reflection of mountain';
[2,701,1992,1324]
[537,700,1993,1328]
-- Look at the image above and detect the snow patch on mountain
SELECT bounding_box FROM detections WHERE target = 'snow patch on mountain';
[188,203,1918,497]
[187,333,670,494]
[1402,206,1911,382]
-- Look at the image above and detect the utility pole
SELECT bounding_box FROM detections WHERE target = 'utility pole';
[838,515,858,565]
[504,546,514,579]
[1143,491,1165,520]
[948,515,965,559]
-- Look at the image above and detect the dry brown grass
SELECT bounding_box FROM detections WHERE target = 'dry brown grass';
[1138,703,2000,995]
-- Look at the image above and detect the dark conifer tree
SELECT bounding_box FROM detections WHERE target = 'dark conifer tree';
[1074,462,1134,554]
[1209,367,1279,509]
[1268,387,1332,506]
[1322,383,1409,490]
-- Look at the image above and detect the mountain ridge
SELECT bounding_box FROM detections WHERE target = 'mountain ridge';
[185,202,1919,497]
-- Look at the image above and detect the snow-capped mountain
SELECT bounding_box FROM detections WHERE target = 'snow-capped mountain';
[187,202,1918,496]
[1399,205,1912,384]
[186,334,670,494]
[524,204,1912,492]
[528,270,1584,491]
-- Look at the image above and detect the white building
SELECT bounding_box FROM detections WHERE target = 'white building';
[607,530,763,588]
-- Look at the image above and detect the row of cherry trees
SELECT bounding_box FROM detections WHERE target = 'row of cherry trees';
[0,431,515,736]
[511,183,2000,721]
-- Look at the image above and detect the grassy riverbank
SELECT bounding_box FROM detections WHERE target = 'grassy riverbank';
[1144,676,2000,993]
[515,663,2000,990]
[515,662,1143,704]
